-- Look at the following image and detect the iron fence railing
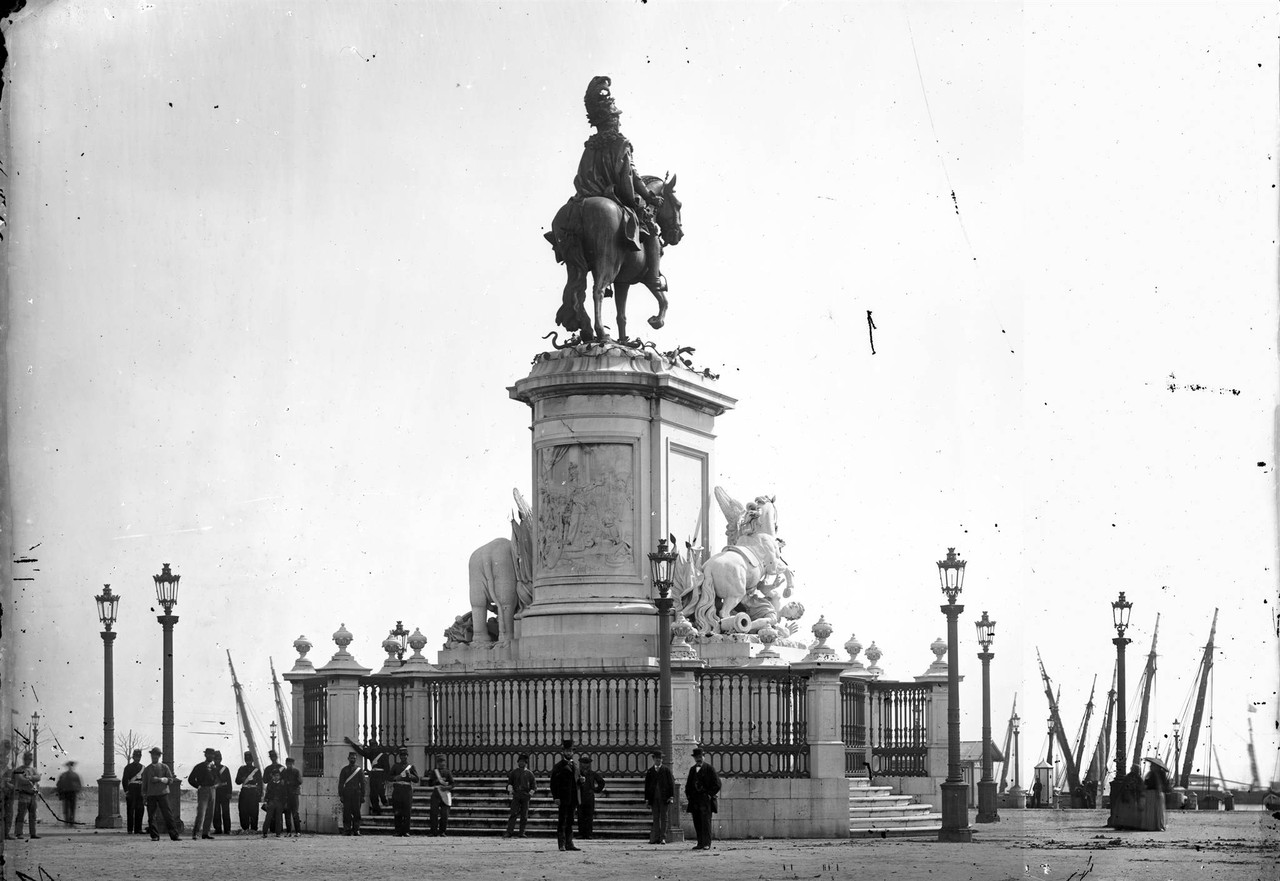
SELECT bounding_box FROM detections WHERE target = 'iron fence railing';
[697,670,809,777]
[868,680,933,777]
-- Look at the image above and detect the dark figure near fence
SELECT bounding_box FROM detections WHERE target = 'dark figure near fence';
[550,740,581,852]
[685,749,720,851]
[643,751,675,845]
[338,751,367,836]
[1031,778,1043,808]
[235,752,262,832]
[11,752,39,840]
[505,754,536,838]
[427,756,455,836]
[261,750,285,838]
[213,751,233,834]
[122,749,146,834]
[140,747,179,842]
[344,736,392,816]
[388,748,420,838]
[577,756,607,839]
[281,756,303,835]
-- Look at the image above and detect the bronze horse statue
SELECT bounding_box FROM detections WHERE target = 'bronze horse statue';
[545,175,683,344]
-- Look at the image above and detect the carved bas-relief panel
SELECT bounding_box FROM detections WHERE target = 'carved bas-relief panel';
[537,443,635,576]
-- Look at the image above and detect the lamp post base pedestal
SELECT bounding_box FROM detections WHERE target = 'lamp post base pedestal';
[168,779,185,833]
[94,775,122,829]
[976,780,1000,823]
[938,781,972,842]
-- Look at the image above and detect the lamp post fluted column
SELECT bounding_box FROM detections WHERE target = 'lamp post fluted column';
[1107,591,1133,828]
[648,539,679,842]
[154,563,183,830]
[975,611,998,823]
[95,585,122,828]
[936,548,971,842]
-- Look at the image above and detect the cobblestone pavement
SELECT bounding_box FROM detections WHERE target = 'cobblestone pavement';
[2,809,1275,881]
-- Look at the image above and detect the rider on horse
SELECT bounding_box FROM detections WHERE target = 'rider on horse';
[569,76,665,294]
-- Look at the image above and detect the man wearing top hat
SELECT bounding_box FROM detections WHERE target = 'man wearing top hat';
[643,751,675,845]
[549,739,581,851]
[685,748,720,851]
[140,747,180,841]
[188,747,219,839]
[121,748,146,834]
[55,760,82,826]
[504,754,536,838]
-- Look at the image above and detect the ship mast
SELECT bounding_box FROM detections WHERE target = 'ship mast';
[1085,663,1117,786]
[270,657,292,758]
[1247,717,1261,790]
[1072,675,1097,774]
[228,651,263,774]
[1128,613,1159,773]
[1178,608,1218,789]
[998,694,1016,794]
[1037,651,1081,793]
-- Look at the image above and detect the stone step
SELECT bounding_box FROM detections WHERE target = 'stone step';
[848,803,936,819]
[849,794,913,806]
[849,819,943,839]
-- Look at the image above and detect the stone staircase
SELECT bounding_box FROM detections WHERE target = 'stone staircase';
[847,777,942,838]
[360,776,652,838]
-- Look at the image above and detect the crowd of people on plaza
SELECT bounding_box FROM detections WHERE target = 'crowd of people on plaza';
[5,737,724,848]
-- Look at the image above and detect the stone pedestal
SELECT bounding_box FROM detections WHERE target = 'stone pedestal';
[509,348,735,660]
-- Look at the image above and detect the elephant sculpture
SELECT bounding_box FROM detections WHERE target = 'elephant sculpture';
[467,489,534,646]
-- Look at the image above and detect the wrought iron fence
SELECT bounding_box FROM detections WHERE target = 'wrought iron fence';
[426,672,661,775]
[359,677,408,748]
[302,680,327,777]
[840,677,868,776]
[696,670,809,777]
[868,680,932,777]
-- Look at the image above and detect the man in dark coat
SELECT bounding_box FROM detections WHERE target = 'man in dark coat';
[337,751,366,835]
[121,748,145,834]
[261,750,285,837]
[426,756,455,837]
[10,752,38,840]
[504,754,536,838]
[388,748,420,838]
[212,751,233,834]
[55,760,82,826]
[549,740,581,852]
[140,747,179,841]
[685,748,720,851]
[235,751,261,832]
[643,751,675,845]
[576,756,607,839]
[281,756,303,835]
[344,737,391,815]
[188,748,218,839]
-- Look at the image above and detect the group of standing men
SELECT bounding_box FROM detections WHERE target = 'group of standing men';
[117,746,303,841]
[344,740,455,838]
[544,739,608,851]
[642,748,721,850]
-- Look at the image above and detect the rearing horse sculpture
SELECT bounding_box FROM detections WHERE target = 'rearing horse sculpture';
[546,175,683,344]
[692,496,785,635]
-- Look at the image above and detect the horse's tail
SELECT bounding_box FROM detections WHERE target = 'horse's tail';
[693,559,718,634]
[547,199,588,271]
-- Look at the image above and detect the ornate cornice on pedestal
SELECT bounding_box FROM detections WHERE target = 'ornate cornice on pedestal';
[509,346,737,417]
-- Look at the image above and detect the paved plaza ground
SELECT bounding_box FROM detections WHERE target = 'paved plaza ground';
[1,808,1276,881]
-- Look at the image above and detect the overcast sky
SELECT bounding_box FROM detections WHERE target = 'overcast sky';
[3,0,1277,791]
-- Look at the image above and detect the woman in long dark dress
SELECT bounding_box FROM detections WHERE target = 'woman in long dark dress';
[1142,757,1172,831]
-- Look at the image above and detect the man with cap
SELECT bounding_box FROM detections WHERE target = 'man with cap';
[55,760,82,826]
[212,751,233,834]
[685,748,720,851]
[343,736,391,816]
[643,751,675,845]
[281,756,303,835]
[140,747,179,841]
[576,756,606,839]
[188,747,219,839]
[388,748,420,837]
[427,756,455,837]
[10,751,39,840]
[235,750,262,833]
[261,749,285,837]
[504,754,536,838]
[549,739,581,852]
[121,748,146,834]
[337,751,366,835]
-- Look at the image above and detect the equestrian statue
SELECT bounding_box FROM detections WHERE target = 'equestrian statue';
[545,76,683,344]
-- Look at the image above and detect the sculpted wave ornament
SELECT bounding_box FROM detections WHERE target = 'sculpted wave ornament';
[681,488,802,637]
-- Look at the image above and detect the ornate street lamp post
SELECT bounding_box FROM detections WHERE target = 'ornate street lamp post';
[1107,590,1132,827]
[1010,711,1023,803]
[974,611,998,823]
[648,538,680,842]
[1171,718,1182,778]
[154,562,183,829]
[94,585,122,828]
[936,548,971,842]
[390,621,410,663]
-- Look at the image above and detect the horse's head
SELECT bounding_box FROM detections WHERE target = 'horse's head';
[644,173,683,247]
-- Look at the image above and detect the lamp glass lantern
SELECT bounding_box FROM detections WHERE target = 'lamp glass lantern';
[1111,591,1132,636]
[648,538,678,599]
[153,563,180,612]
[937,547,966,604]
[390,620,409,660]
[975,611,995,650]
[95,584,120,631]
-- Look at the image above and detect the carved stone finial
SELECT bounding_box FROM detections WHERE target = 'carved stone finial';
[757,625,780,659]
[332,623,354,659]
[291,635,315,673]
[931,636,947,663]
[915,636,950,681]
[865,641,883,678]
[407,628,428,658]
[844,633,865,668]
[670,613,698,660]
[803,615,841,662]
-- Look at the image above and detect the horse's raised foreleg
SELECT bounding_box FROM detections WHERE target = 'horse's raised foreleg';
[644,277,669,330]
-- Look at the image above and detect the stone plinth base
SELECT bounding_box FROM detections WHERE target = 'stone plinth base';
[702,777,851,839]
[517,602,658,659]
[938,781,972,841]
